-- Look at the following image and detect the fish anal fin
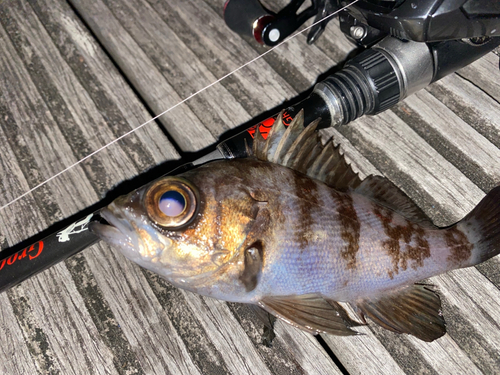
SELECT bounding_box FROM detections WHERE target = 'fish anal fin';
[326,299,366,328]
[354,176,435,227]
[258,294,361,336]
[356,284,446,342]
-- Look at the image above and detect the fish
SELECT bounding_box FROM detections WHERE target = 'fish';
[89,109,500,342]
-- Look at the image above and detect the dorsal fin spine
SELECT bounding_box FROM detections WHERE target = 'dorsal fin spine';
[251,110,363,193]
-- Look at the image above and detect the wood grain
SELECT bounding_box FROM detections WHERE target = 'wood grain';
[0,0,499,373]
[68,0,347,373]
[0,0,181,374]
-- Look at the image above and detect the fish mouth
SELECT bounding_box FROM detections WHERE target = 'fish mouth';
[90,205,223,284]
[89,207,139,258]
[90,207,174,275]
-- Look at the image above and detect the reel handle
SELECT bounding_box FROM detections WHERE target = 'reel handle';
[224,0,333,46]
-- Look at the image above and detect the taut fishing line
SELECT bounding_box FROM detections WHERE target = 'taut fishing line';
[0,0,359,212]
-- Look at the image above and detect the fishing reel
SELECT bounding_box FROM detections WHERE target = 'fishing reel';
[224,0,500,46]
[224,0,500,127]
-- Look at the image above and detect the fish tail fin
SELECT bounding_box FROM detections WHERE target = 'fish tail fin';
[458,186,500,265]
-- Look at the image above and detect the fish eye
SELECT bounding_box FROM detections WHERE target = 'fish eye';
[144,177,199,229]
[159,191,185,217]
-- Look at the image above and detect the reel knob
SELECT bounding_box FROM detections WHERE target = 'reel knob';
[223,0,275,44]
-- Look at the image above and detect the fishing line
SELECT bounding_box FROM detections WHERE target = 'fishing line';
[0,0,359,212]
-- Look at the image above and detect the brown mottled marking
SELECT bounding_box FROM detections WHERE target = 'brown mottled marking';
[373,205,431,279]
[293,172,319,250]
[333,192,360,269]
[445,226,474,267]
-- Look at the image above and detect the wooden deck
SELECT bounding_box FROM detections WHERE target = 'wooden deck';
[0,0,499,373]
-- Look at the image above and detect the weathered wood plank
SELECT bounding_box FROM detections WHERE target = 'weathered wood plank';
[271,322,344,375]
[1,0,500,373]
[426,73,500,149]
[66,0,216,152]
[72,0,500,373]
[83,244,202,375]
[7,262,119,375]
[0,294,39,375]
[28,0,177,167]
[96,0,251,140]
[393,91,500,192]
[110,0,297,118]
[0,0,188,374]
[181,294,274,375]
[455,51,500,103]
[70,0,293,148]
[434,270,500,374]
[322,332,406,375]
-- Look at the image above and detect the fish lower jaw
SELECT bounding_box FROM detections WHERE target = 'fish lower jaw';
[89,222,131,249]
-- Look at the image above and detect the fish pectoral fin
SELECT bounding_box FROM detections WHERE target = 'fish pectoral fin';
[258,294,360,336]
[239,207,270,292]
[355,284,446,342]
[240,242,264,292]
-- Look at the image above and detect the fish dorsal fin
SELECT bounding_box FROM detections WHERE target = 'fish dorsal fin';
[252,110,362,192]
[252,110,433,222]
[258,294,362,336]
[356,284,446,342]
[353,176,435,227]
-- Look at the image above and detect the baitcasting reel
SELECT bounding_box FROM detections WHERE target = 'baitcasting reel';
[224,0,500,46]
[224,0,500,127]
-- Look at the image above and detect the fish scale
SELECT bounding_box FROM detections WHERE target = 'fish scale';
[90,110,500,342]
[205,160,450,301]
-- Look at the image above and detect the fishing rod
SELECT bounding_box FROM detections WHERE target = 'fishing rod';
[1,0,499,292]
[0,97,324,293]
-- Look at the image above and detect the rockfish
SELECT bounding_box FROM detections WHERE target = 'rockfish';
[90,110,500,342]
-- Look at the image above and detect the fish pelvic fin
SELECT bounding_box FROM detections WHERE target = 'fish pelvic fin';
[258,294,363,336]
[457,185,500,265]
[238,206,270,292]
[355,284,446,342]
[246,305,277,347]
